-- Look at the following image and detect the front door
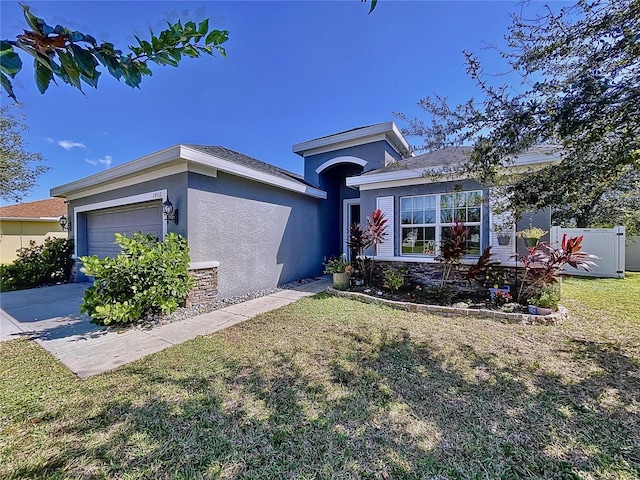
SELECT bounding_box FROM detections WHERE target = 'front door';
[343,199,361,260]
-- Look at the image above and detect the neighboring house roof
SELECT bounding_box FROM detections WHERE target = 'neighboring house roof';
[51,144,327,200]
[347,145,564,189]
[292,121,412,158]
[0,197,66,220]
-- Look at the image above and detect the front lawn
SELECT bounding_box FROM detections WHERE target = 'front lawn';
[1,274,639,479]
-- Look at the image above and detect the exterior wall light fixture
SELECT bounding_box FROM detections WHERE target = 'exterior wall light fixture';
[59,214,71,231]
[163,197,178,225]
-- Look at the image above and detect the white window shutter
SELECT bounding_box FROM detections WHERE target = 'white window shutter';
[489,187,516,261]
[376,196,394,258]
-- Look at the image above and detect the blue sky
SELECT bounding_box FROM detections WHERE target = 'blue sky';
[1,0,562,203]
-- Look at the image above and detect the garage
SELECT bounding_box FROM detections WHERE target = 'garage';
[86,201,163,258]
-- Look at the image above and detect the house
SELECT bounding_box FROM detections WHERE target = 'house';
[51,122,555,299]
[0,198,68,264]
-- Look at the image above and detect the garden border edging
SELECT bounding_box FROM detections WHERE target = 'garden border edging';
[325,287,568,325]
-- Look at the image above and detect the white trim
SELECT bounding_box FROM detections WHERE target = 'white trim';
[376,196,395,258]
[73,190,167,257]
[292,122,411,157]
[342,198,360,258]
[399,191,483,258]
[346,149,565,189]
[188,261,220,270]
[316,156,367,174]
[52,144,326,200]
[180,146,327,199]
[62,163,190,201]
[51,146,182,197]
[0,217,62,223]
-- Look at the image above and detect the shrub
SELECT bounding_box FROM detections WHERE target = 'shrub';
[516,234,597,302]
[80,232,194,325]
[411,285,454,305]
[0,237,74,292]
[323,254,349,274]
[382,267,405,292]
[437,219,469,287]
[347,209,388,286]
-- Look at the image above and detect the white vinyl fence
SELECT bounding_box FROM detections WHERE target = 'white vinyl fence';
[626,237,640,272]
[550,226,626,278]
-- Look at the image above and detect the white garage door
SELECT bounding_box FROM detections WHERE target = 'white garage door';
[86,201,163,258]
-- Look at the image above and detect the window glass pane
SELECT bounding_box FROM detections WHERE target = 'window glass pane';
[441,194,453,209]
[401,228,418,254]
[468,207,481,222]
[468,225,481,254]
[426,196,436,209]
[413,211,424,224]
[412,197,424,210]
[401,211,412,224]
[468,191,482,206]
[401,197,412,211]
[455,208,467,222]
[424,209,436,223]
[441,209,454,223]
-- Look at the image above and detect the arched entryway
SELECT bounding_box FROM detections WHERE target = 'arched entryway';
[316,158,365,261]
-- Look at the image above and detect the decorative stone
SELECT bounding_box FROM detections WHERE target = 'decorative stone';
[325,287,568,326]
[186,263,219,307]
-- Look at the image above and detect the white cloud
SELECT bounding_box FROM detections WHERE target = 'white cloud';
[86,155,112,168]
[58,140,87,150]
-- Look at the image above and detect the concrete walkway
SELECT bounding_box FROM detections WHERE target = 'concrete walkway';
[0,277,331,378]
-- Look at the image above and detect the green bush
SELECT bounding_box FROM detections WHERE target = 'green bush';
[411,285,454,305]
[0,237,74,292]
[80,232,194,326]
[382,267,406,292]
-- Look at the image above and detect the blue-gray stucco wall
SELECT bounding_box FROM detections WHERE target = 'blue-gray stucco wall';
[359,180,491,256]
[360,180,552,258]
[303,140,401,187]
[187,171,325,297]
[67,172,189,258]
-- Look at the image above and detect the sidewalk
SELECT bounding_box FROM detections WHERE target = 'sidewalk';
[0,277,331,379]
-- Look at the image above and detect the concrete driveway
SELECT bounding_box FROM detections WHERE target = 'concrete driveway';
[0,277,331,378]
[1,283,95,342]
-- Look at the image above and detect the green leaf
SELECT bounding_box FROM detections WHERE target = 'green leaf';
[57,50,81,89]
[34,58,53,93]
[0,46,23,78]
[21,4,50,35]
[181,45,199,58]
[198,19,209,36]
[205,29,229,46]
[0,71,16,99]
[69,44,97,78]
[368,0,378,14]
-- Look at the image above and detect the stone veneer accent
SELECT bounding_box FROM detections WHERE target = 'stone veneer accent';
[327,287,567,326]
[372,260,525,296]
[186,261,219,307]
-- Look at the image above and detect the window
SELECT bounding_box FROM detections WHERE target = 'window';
[401,191,482,256]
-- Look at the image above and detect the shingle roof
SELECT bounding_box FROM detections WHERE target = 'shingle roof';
[184,145,314,186]
[0,198,67,219]
[361,146,474,175]
[304,122,391,143]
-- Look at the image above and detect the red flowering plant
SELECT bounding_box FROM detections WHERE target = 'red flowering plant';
[436,219,469,287]
[347,209,387,286]
[516,234,598,303]
[493,289,513,307]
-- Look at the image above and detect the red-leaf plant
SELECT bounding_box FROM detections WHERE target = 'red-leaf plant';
[516,234,598,303]
[347,209,387,286]
[437,219,469,287]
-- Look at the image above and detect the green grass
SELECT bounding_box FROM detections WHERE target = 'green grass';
[1,274,639,479]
